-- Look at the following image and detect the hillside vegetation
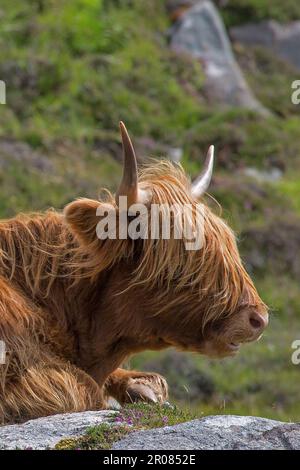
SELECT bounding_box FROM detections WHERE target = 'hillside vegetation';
[0,0,300,421]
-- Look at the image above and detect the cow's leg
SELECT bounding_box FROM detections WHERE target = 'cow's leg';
[105,368,168,405]
[2,360,105,423]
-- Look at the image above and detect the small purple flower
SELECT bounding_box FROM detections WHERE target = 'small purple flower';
[115,415,124,423]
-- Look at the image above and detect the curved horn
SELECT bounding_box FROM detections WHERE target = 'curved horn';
[191,145,214,198]
[116,121,138,206]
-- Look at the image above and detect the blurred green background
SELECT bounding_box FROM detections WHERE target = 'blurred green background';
[0,0,300,421]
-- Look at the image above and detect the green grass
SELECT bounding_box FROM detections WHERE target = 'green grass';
[275,179,300,215]
[235,45,299,118]
[0,151,121,217]
[116,402,196,428]
[221,0,300,27]
[0,0,204,146]
[55,423,131,450]
[1,0,300,195]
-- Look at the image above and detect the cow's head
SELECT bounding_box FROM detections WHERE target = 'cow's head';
[65,122,268,359]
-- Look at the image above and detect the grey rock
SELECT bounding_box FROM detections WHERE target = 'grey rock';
[231,20,300,70]
[169,1,268,114]
[113,415,300,450]
[242,167,283,182]
[1,413,300,450]
[0,410,117,450]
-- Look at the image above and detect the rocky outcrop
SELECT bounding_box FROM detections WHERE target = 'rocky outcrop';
[169,1,269,114]
[231,20,300,70]
[1,412,300,450]
[113,415,300,450]
[0,410,117,450]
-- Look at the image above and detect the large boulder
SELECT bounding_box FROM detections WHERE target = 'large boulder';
[0,412,300,450]
[169,1,268,114]
[113,415,300,450]
[0,410,117,450]
[231,20,300,71]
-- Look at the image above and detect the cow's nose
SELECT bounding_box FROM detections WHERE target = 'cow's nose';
[249,311,269,332]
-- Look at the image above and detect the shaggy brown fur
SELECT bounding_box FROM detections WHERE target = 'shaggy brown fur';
[0,161,267,424]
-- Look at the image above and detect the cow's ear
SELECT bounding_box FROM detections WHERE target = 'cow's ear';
[64,198,101,246]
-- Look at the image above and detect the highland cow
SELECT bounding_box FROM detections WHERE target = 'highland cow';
[0,122,268,424]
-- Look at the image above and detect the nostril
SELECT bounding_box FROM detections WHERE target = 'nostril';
[249,313,264,330]
[250,317,261,329]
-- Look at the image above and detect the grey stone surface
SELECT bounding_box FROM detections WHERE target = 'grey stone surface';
[113,415,300,450]
[231,20,300,70]
[242,166,283,182]
[0,410,117,450]
[1,412,300,450]
[169,1,268,114]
